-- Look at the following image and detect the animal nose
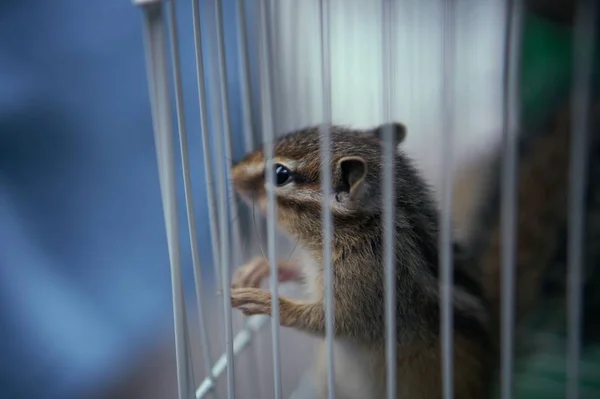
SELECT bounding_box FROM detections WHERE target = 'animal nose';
[231,164,243,183]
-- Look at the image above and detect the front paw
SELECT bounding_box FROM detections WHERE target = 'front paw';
[231,257,270,289]
[231,288,273,317]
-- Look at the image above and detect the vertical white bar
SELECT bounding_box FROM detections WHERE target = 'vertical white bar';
[234,2,264,398]
[236,0,256,154]
[439,1,456,398]
[381,1,396,399]
[166,0,217,396]
[191,0,222,290]
[499,2,522,399]
[214,0,244,298]
[138,2,192,398]
[567,2,597,398]
[318,1,335,398]
[242,1,268,253]
[258,0,283,397]
[212,0,236,396]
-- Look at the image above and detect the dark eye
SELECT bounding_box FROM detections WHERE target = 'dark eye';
[274,163,293,186]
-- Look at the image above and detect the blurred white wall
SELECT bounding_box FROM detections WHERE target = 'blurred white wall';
[272,0,507,234]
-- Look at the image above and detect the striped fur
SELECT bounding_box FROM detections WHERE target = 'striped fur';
[231,124,494,398]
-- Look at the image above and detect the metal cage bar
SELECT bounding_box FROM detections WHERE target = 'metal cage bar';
[213,0,244,290]
[166,0,216,396]
[195,315,269,398]
[236,0,256,155]
[318,1,335,398]
[191,0,222,291]
[499,2,523,399]
[212,3,237,394]
[381,1,397,399]
[258,0,283,397]
[234,1,266,397]
[191,0,274,396]
[440,1,456,398]
[567,1,597,398]
[136,1,195,398]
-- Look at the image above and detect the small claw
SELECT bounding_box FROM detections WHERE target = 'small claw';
[238,303,269,317]
[230,287,272,317]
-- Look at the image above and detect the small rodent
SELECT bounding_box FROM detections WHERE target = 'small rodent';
[230,123,494,399]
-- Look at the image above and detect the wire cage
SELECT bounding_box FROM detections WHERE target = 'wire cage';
[132,0,599,398]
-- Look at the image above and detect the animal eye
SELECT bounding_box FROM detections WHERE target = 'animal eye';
[274,163,293,186]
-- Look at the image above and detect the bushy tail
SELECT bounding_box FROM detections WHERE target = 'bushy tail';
[465,93,600,350]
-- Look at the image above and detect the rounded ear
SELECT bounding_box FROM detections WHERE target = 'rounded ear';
[370,122,407,145]
[338,156,368,198]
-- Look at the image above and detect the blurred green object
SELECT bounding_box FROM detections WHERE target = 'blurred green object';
[495,12,600,399]
[520,14,574,125]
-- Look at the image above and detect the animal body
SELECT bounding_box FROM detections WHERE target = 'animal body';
[230,123,494,399]
[228,97,600,397]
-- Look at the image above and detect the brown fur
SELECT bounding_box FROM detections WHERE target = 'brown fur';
[468,99,600,349]
[484,106,570,328]
[230,124,493,398]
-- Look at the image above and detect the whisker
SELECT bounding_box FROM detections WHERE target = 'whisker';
[240,232,249,262]
[286,237,299,262]
[206,178,237,187]
[204,188,241,219]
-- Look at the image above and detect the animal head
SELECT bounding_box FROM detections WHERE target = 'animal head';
[231,123,407,245]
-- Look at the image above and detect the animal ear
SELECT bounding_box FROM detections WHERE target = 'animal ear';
[338,156,368,198]
[370,122,407,145]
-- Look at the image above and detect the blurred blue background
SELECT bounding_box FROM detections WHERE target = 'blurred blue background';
[0,1,257,398]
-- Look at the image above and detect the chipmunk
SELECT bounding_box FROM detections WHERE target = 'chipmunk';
[229,124,494,399]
